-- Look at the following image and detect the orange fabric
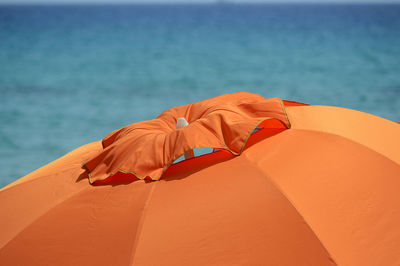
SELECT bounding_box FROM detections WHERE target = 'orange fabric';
[286,105,400,165]
[0,141,102,251]
[84,92,290,183]
[282,100,309,106]
[1,94,400,266]
[132,151,335,266]
[244,129,400,266]
[94,121,286,186]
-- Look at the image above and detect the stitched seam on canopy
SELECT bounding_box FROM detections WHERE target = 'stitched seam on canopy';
[293,129,400,168]
[87,169,146,184]
[0,164,84,192]
[279,98,291,128]
[0,185,92,250]
[241,153,338,266]
[239,117,274,154]
[129,182,156,266]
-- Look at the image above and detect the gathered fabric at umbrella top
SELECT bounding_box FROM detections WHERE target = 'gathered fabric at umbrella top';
[84,92,290,183]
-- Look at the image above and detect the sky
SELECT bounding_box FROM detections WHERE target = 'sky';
[1,0,400,4]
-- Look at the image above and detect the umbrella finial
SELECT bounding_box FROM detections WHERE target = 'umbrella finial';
[176,117,189,129]
[176,117,194,160]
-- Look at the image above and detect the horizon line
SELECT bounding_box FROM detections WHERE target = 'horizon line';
[1,0,400,5]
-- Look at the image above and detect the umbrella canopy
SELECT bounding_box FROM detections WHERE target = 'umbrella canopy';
[0,92,399,266]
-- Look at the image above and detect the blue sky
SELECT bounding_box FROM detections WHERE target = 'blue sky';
[1,0,400,4]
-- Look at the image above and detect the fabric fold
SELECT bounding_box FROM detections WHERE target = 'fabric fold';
[84,92,291,183]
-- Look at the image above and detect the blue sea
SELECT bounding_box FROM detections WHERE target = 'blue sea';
[0,3,399,188]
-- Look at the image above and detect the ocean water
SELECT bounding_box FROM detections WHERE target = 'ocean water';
[0,3,399,188]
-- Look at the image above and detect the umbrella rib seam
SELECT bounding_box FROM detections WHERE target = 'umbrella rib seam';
[128,182,157,266]
[0,185,91,251]
[0,165,81,193]
[241,154,339,266]
[294,128,400,168]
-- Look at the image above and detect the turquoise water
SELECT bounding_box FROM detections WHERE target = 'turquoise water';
[1,4,400,188]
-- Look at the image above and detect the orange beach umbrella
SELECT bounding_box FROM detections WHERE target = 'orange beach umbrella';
[0,92,399,266]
